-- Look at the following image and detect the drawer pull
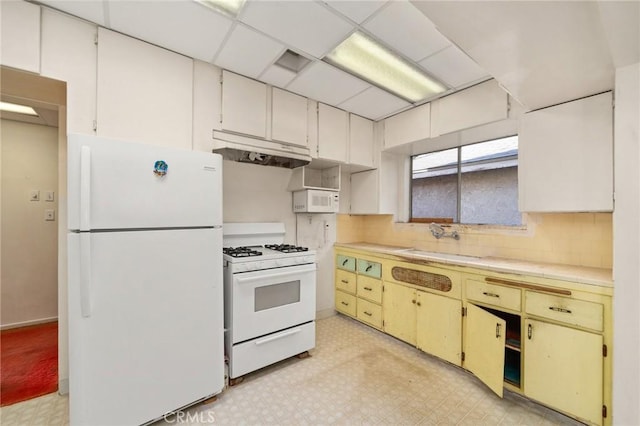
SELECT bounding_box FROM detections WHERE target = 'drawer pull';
[496,323,501,339]
[483,292,500,298]
[549,306,572,314]
[341,301,349,306]
[366,265,373,272]
[341,279,349,284]
[416,301,422,307]
[364,311,372,316]
[528,323,532,340]
[411,299,416,304]
[363,286,372,291]
[342,259,349,266]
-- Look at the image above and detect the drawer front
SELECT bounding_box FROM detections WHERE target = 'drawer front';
[357,275,382,304]
[357,298,382,329]
[466,279,521,311]
[336,254,356,271]
[335,290,357,317]
[356,259,382,278]
[525,291,603,331]
[335,269,356,294]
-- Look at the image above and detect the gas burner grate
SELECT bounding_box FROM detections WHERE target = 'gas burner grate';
[265,244,309,253]
[223,247,263,258]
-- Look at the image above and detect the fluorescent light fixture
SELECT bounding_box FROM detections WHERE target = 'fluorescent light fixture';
[195,0,245,17]
[0,101,38,116]
[325,32,446,103]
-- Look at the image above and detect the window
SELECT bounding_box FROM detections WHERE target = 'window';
[411,136,521,226]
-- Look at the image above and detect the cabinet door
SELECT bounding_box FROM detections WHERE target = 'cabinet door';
[272,88,307,147]
[383,103,430,149]
[221,70,267,138]
[97,28,193,149]
[518,92,613,212]
[349,114,374,168]
[350,170,379,214]
[318,103,348,162]
[416,292,462,366]
[382,282,416,346]
[1,0,40,73]
[524,319,603,425]
[464,303,506,397]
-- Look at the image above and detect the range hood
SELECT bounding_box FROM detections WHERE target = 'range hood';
[212,131,311,169]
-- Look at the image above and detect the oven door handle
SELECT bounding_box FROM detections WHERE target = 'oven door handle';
[235,266,315,284]
[254,327,302,346]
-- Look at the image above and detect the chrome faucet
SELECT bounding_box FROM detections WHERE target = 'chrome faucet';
[429,223,460,240]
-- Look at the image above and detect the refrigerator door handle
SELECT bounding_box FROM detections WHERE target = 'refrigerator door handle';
[80,233,92,317]
[80,145,91,231]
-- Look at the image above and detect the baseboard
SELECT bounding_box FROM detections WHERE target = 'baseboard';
[316,308,336,320]
[58,378,69,395]
[1,316,58,330]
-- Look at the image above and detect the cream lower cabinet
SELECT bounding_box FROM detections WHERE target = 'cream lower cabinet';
[335,252,383,329]
[382,281,417,345]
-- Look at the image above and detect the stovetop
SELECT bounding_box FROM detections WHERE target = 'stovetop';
[223,244,316,269]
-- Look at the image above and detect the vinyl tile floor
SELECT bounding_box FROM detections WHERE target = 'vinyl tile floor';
[0,314,582,425]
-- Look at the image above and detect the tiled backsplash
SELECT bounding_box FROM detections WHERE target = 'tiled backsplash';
[337,213,612,269]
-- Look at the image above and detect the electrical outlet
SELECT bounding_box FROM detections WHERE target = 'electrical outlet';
[45,209,56,221]
[45,191,55,202]
[30,190,40,201]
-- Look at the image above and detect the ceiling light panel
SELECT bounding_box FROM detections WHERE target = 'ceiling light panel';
[286,61,370,106]
[363,1,451,62]
[214,25,285,78]
[0,101,38,116]
[325,32,446,103]
[195,0,245,17]
[338,86,411,120]
[240,1,354,58]
[420,45,490,88]
[108,1,233,63]
[324,0,388,24]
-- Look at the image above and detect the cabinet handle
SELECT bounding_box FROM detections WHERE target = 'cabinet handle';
[416,301,422,307]
[549,306,572,314]
[528,324,532,340]
[483,292,500,298]
[363,286,372,291]
[496,323,501,339]
[341,279,349,284]
[342,259,349,266]
[366,265,373,272]
[341,301,349,306]
[364,311,372,316]
[411,299,416,304]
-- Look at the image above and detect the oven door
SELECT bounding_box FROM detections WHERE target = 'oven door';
[231,263,316,344]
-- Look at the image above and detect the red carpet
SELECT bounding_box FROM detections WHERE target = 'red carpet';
[1,321,58,406]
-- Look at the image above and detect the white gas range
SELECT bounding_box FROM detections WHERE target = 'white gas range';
[222,223,316,380]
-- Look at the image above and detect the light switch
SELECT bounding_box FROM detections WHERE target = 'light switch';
[45,191,55,202]
[45,209,56,221]
[30,190,40,201]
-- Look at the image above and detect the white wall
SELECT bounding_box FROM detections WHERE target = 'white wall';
[613,62,640,424]
[1,119,59,328]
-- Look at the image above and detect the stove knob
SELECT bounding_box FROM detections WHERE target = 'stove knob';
[246,262,258,271]
[276,259,286,267]
[235,264,247,272]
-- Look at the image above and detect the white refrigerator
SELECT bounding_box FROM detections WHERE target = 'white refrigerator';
[67,134,224,425]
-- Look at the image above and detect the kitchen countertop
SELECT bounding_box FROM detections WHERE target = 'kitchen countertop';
[334,242,613,288]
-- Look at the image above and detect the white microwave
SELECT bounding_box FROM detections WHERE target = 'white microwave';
[293,190,339,213]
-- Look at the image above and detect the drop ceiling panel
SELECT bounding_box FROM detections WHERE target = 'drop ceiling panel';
[260,65,298,88]
[38,0,106,26]
[324,1,388,24]
[286,61,370,106]
[338,86,411,120]
[363,1,451,62]
[215,25,285,78]
[413,1,614,110]
[420,45,489,89]
[108,1,233,62]
[240,1,354,58]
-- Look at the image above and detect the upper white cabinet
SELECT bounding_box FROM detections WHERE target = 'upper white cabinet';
[221,70,267,139]
[383,103,431,149]
[430,80,508,137]
[0,0,40,73]
[41,9,97,135]
[350,152,401,215]
[318,103,348,162]
[271,87,308,147]
[349,114,375,169]
[518,92,613,212]
[192,60,222,153]
[96,28,193,149]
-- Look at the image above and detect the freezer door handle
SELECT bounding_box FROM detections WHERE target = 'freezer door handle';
[80,145,91,231]
[80,233,92,317]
